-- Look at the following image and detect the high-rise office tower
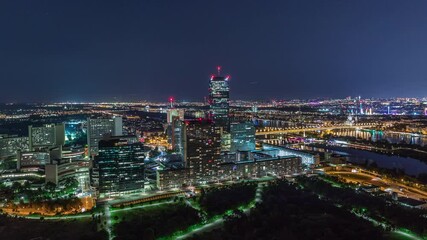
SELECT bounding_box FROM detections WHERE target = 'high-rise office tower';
[208,66,230,132]
[185,120,222,183]
[166,99,185,156]
[95,136,145,198]
[167,117,186,156]
[230,122,256,152]
[28,124,65,151]
[87,116,122,157]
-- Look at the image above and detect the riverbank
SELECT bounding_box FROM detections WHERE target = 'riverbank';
[310,143,427,185]
[324,136,427,163]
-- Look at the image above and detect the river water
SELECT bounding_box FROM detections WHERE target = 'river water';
[305,145,427,176]
[331,129,427,146]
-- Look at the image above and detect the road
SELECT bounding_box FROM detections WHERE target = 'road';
[326,171,427,201]
[103,204,113,240]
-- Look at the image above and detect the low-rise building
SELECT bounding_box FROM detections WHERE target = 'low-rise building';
[45,159,90,190]
[218,155,302,181]
[157,155,302,190]
[156,168,190,190]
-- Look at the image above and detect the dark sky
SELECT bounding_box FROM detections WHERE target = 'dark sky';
[1,0,427,102]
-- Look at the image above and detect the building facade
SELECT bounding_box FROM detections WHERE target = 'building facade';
[156,168,190,190]
[230,122,256,152]
[157,155,302,190]
[0,135,29,159]
[28,124,65,151]
[45,159,90,191]
[95,137,145,198]
[185,120,222,184]
[218,156,302,181]
[87,116,123,157]
[208,67,230,132]
[166,108,185,124]
[167,117,186,156]
[263,144,319,166]
[17,150,50,172]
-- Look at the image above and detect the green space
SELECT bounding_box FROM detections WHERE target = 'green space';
[113,203,200,240]
[112,182,259,240]
[0,214,107,240]
[297,176,427,238]
[189,180,385,240]
[1,177,79,203]
[199,182,257,217]
[0,178,87,215]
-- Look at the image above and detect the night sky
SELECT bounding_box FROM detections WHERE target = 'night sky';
[1,0,427,102]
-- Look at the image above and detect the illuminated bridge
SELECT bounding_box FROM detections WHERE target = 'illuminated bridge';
[255,123,379,136]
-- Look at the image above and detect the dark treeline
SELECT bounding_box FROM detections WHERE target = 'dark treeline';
[199,182,256,217]
[298,176,427,236]
[114,203,200,240]
[191,180,384,240]
[0,214,106,240]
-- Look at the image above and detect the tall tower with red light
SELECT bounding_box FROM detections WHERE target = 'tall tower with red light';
[166,97,184,124]
[208,66,230,132]
[169,97,174,108]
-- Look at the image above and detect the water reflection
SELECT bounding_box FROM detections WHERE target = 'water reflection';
[332,129,427,146]
[304,145,427,176]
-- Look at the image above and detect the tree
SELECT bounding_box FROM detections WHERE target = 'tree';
[45,182,57,193]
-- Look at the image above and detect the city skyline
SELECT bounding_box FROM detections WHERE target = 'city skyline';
[2,1,427,102]
[2,2,427,240]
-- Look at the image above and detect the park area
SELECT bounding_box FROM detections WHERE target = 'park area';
[112,202,201,240]
[0,214,106,240]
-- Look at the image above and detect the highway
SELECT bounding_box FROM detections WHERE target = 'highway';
[325,170,427,201]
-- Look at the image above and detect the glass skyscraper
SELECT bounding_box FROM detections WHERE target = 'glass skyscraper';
[209,67,230,132]
[87,116,123,157]
[95,137,145,198]
[230,122,256,152]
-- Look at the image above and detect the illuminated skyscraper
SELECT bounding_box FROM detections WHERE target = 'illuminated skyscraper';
[87,116,122,157]
[185,120,222,183]
[166,98,186,156]
[167,117,186,156]
[95,136,145,198]
[209,66,230,132]
[230,122,256,152]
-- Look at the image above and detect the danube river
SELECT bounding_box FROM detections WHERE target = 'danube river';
[308,145,427,176]
[331,129,427,146]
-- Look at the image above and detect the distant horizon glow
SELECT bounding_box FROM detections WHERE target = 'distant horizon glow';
[1,1,427,102]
